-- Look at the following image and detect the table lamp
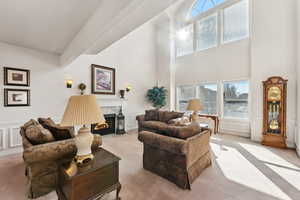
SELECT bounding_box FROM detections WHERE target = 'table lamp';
[187,99,203,122]
[61,95,105,165]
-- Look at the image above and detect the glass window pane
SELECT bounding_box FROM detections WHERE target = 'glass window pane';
[199,84,218,115]
[223,80,249,118]
[191,0,227,17]
[177,85,197,112]
[196,14,217,51]
[223,0,249,43]
[176,24,194,57]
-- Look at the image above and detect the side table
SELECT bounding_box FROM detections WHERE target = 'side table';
[198,114,219,134]
[57,148,121,200]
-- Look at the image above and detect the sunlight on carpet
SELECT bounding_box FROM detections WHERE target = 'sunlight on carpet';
[211,143,292,200]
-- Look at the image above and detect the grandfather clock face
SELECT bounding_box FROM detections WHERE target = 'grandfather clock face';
[267,86,281,101]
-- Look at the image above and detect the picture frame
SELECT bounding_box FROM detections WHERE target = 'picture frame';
[4,89,30,107]
[91,64,116,95]
[4,67,30,86]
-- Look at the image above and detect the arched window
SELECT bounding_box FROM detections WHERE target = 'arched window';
[191,0,227,17]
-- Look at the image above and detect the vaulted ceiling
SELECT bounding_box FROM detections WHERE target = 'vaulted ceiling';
[0,0,178,65]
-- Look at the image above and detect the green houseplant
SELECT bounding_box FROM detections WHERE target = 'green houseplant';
[146,86,167,109]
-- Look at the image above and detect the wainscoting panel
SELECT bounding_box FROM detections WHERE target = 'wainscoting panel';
[9,127,22,148]
[219,119,250,137]
[0,129,5,150]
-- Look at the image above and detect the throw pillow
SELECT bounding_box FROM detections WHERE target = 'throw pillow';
[168,116,190,126]
[144,109,159,121]
[38,117,74,140]
[159,111,184,123]
[25,124,55,145]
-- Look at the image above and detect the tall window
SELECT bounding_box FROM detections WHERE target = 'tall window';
[191,0,227,17]
[223,80,249,119]
[176,24,194,57]
[176,85,196,111]
[176,0,249,57]
[223,0,249,43]
[196,14,218,51]
[198,83,218,115]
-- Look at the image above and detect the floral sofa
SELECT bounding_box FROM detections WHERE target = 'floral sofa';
[20,118,102,199]
[136,109,212,189]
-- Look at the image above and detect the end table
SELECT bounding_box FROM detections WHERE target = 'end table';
[57,148,121,200]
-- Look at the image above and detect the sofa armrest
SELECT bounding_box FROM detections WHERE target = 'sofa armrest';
[136,115,145,122]
[186,130,211,166]
[23,135,102,164]
[136,115,145,132]
[138,131,188,155]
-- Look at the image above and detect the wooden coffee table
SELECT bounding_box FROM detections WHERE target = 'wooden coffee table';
[57,148,121,200]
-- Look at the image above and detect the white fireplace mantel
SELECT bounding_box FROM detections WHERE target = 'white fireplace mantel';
[96,97,128,114]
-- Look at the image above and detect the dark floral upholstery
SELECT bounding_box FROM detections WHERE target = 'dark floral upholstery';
[38,118,75,140]
[144,109,159,121]
[20,119,102,199]
[25,124,55,145]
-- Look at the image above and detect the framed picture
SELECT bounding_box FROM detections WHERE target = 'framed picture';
[4,67,30,86]
[4,89,30,107]
[91,64,115,95]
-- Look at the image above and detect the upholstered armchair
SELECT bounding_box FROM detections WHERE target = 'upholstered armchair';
[20,124,102,199]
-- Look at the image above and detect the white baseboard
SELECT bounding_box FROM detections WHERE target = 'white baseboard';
[219,129,250,138]
[0,147,22,157]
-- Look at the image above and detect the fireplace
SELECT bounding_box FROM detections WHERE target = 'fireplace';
[91,114,116,135]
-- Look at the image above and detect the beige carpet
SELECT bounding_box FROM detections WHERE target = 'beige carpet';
[0,132,300,200]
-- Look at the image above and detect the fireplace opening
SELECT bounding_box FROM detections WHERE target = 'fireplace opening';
[91,114,116,135]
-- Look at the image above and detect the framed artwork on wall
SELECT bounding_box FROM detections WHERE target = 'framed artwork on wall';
[4,67,30,86]
[4,89,30,107]
[91,64,115,95]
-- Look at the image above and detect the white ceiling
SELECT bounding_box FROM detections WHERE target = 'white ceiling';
[0,0,102,54]
[0,0,179,65]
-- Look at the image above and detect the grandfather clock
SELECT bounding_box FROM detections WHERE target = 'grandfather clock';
[262,77,287,148]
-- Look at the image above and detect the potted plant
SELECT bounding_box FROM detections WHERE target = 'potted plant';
[146,86,167,109]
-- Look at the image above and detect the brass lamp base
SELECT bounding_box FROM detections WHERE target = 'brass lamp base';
[74,154,94,167]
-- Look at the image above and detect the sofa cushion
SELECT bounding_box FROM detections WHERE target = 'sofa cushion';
[164,124,202,140]
[141,121,168,132]
[158,111,184,123]
[38,118,75,141]
[25,124,55,145]
[144,109,159,121]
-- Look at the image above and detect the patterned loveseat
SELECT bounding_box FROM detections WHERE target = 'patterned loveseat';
[137,110,211,189]
[20,118,102,199]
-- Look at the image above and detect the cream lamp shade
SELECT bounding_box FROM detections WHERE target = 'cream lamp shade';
[61,95,105,126]
[187,99,203,112]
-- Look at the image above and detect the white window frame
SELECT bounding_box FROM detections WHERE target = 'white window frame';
[221,78,250,120]
[195,13,218,52]
[221,0,250,44]
[176,84,198,111]
[176,0,249,58]
[197,82,219,115]
[176,79,250,121]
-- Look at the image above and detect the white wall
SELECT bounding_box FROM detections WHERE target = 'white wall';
[250,0,297,148]
[0,21,157,155]
[297,0,300,156]
[175,39,250,85]
[171,0,298,146]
